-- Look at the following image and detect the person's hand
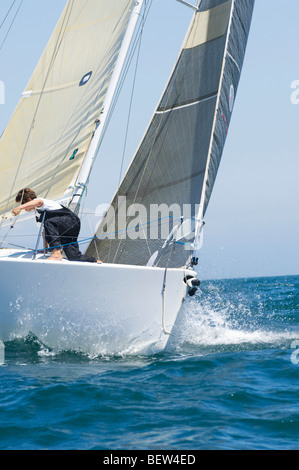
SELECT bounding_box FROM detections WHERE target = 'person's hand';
[12,206,21,216]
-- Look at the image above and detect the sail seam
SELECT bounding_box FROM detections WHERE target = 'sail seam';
[124,168,206,199]
[156,92,218,114]
[226,51,240,73]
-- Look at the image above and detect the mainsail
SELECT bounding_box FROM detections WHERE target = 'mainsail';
[0,0,136,218]
[86,0,255,268]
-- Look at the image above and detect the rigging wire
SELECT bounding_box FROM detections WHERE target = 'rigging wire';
[117,2,148,188]
[100,0,153,153]
[0,214,189,258]
[0,0,23,53]
[0,0,17,29]
[0,213,19,248]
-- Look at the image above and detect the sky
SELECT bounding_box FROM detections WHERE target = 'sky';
[0,0,298,280]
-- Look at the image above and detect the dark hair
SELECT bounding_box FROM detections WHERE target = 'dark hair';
[15,188,37,204]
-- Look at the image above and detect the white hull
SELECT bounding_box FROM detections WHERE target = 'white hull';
[0,250,196,355]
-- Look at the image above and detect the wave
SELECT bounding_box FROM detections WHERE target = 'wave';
[167,278,298,355]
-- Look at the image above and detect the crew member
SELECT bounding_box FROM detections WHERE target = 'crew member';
[13,188,101,263]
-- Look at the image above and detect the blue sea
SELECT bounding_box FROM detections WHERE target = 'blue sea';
[0,275,298,451]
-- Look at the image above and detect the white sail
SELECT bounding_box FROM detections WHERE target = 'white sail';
[0,0,135,218]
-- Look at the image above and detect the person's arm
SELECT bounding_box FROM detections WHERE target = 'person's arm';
[12,198,43,216]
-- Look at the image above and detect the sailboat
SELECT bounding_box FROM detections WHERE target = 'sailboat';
[0,0,255,356]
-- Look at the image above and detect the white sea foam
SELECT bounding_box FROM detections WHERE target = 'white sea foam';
[168,285,296,354]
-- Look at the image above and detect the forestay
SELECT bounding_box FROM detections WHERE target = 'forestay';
[86,0,255,268]
[0,0,134,218]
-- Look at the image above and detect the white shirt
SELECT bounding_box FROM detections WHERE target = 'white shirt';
[36,198,63,212]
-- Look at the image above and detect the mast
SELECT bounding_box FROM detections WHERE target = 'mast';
[70,0,145,213]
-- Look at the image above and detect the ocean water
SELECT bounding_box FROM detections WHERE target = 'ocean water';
[0,275,298,451]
